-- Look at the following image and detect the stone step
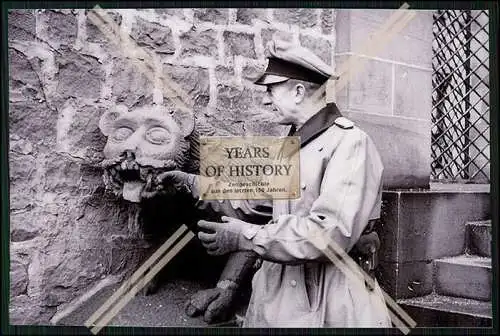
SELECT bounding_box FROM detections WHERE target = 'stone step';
[435,254,491,301]
[466,220,491,257]
[379,185,490,264]
[377,185,490,300]
[398,293,492,327]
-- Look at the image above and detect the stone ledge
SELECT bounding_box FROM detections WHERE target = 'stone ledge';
[398,293,492,327]
[379,189,490,263]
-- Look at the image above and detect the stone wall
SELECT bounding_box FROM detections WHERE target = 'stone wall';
[334,9,434,189]
[8,8,337,325]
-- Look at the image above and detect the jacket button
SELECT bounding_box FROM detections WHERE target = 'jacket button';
[300,183,306,190]
[290,280,297,287]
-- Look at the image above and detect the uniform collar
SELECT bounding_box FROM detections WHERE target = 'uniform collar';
[288,103,343,148]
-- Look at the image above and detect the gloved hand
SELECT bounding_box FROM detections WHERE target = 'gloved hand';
[155,170,199,199]
[355,231,380,255]
[185,280,238,323]
[197,216,258,256]
[352,231,380,276]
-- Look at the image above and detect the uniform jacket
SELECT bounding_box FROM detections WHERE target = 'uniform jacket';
[241,103,392,328]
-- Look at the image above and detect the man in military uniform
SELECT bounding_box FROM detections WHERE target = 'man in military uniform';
[159,41,391,327]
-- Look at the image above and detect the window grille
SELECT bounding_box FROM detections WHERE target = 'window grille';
[431,10,490,183]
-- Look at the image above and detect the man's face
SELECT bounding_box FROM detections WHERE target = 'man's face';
[262,81,297,125]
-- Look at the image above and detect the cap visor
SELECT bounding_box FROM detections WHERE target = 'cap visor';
[254,74,290,85]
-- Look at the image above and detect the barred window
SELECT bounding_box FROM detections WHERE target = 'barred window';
[431,10,490,183]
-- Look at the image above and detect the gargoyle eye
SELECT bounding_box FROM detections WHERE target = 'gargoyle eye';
[112,127,134,142]
[145,127,171,145]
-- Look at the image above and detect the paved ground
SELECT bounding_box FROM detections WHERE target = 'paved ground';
[57,278,245,328]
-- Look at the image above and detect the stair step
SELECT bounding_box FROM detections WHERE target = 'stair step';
[466,220,491,257]
[398,293,492,327]
[435,254,491,301]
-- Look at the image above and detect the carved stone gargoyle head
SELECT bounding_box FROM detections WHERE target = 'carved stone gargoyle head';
[98,104,197,203]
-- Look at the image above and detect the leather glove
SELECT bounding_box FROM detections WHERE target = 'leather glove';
[155,170,199,199]
[352,231,380,279]
[355,231,380,255]
[185,280,238,323]
[197,216,258,256]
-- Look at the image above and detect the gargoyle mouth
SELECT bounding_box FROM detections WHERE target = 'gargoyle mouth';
[102,151,178,203]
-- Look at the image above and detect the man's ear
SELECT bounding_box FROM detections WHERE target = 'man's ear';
[294,83,306,104]
[99,105,128,136]
[171,107,195,137]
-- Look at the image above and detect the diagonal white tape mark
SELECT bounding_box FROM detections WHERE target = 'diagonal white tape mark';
[319,244,413,334]
[90,231,195,334]
[309,229,417,333]
[84,224,188,328]
[87,6,193,111]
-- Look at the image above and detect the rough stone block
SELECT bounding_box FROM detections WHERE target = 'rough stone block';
[194,8,228,25]
[336,56,393,116]
[394,65,432,119]
[10,294,56,325]
[10,255,29,297]
[40,249,109,307]
[273,8,318,29]
[261,29,293,55]
[236,8,268,25]
[216,84,255,117]
[8,9,36,41]
[9,48,42,100]
[335,9,433,68]
[56,49,104,101]
[223,31,257,59]
[376,260,433,300]
[38,10,77,46]
[42,155,83,194]
[435,255,491,301]
[162,64,209,112]
[67,104,107,159]
[320,9,335,35]
[242,62,267,83]
[86,10,122,43]
[466,221,491,257]
[344,111,431,189]
[74,193,142,240]
[179,28,218,58]
[300,34,332,65]
[130,17,175,55]
[215,65,235,83]
[9,102,57,148]
[10,210,41,242]
[112,58,154,108]
[154,8,185,20]
[8,150,36,182]
[378,187,491,263]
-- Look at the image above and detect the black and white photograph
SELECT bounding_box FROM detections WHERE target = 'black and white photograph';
[3,2,495,332]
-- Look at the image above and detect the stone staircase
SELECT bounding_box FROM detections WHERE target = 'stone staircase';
[375,183,492,328]
[397,219,492,327]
